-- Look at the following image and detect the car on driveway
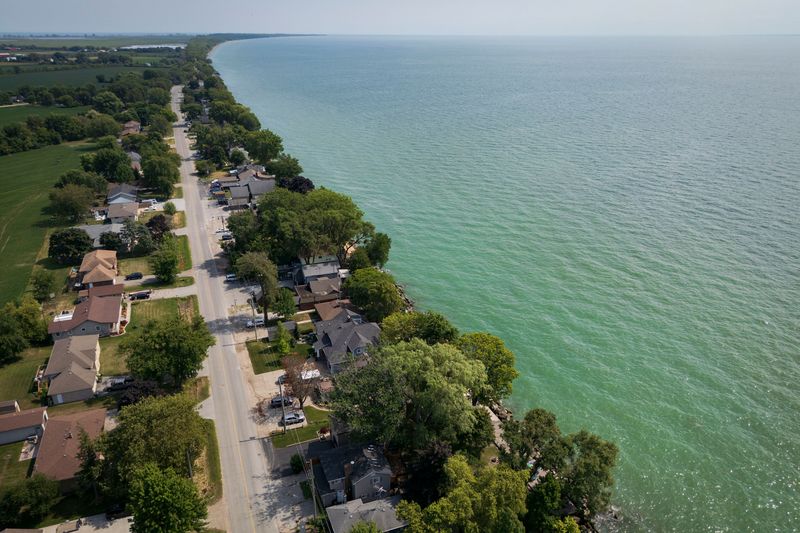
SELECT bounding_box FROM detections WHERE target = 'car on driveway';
[220,233,234,241]
[246,316,266,328]
[125,272,143,280]
[280,412,305,426]
[270,396,294,408]
[225,273,238,282]
[128,291,151,301]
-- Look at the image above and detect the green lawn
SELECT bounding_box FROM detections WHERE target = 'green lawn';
[117,254,153,276]
[201,419,223,504]
[171,186,184,199]
[99,295,199,376]
[138,210,186,229]
[0,143,93,305]
[246,340,284,374]
[0,104,91,127]
[271,406,331,449]
[176,234,192,271]
[0,442,31,487]
[0,345,51,409]
[138,275,194,290]
[0,66,158,91]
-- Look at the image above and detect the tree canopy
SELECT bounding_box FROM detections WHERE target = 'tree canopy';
[48,227,93,264]
[235,251,278,307]
[148,234,180,283]
[128,464,207,533]
[381,311,459,345]
[344,268,404,322]
[456,333,519,403]
[48,183,94,222]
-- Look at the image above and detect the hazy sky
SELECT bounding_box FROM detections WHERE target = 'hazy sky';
[2,0,799,36]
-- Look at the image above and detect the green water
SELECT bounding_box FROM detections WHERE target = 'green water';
[211,36,800,531]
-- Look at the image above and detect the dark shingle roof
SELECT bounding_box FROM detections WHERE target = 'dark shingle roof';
[317,443,391,483]
[313,313,380,367]
[327,496,406,533]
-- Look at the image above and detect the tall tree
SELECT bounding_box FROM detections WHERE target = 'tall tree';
[55,169,107,194]
[282,355,315,411]
[235,251,278,307]
[148,236,180,283]
[265,153,302,179]
[48,227,93,264]
[0,312,28,366]
[381,311,459,345]
[561,430,619,516]
[366,232,391,268]
[128,464,207,533]
[272,288,297,319]
[344,268,403,322]
[48,184,94,222]
[501,408,568,472]
[30,269,57,302]
[456,332,519,403]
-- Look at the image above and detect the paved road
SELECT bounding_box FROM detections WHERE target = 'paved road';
[170,86,276,533]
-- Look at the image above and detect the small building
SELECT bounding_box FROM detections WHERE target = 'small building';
[107,202,138,224]
[0,407,48,445]
[43,335,100,405]
[0,400,20,415]
[298,260,341,284]
[313,312,380,374]
[48,290,123,341]
[327,496,406,533]
[78,250,117,289]
[127,151,142,172]
[72,223,124,249]
[33,409,106,493]
[107,183,138,205]
[228,185,250,208]
[313,444,394,507]
[296,276,342,310]
[120,120,141,136]
[242,176,276,202]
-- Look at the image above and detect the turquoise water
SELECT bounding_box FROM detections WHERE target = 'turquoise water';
[211,36,800,531]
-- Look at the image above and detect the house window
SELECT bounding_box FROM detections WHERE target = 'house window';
[372,477,381,485]
[81,328,86,332]
[96,326,100,331]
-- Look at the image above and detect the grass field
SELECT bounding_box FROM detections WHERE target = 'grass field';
[200,419,223,504]
[246,340,284,374]
[271,406,331,449]
[0,442,31,487]
[176,234,192,271]
[0,346,51,410]
[0,143,93,305]
[0,66,153,91]
[117,234,191,277]
[0,36,193,49]
[0,104,90,127]
[138,210,186,229]
[99,295,199,376]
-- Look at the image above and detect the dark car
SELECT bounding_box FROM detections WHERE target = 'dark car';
[128,291,151,301]
[220,233,234,241]
[270,396,294,408]
[125,272,143,280]
[105,503,127,520]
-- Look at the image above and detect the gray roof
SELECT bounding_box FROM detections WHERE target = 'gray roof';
[301,260,341,282]
[48,361,97,396]
[314,313,380,367]
[327,496,406,533]
[45,335,99,396]
[107,183,138,199]
[246,177,276,197]
[229,186,250,199]
[317,443,392,484]
[73,224,124,248]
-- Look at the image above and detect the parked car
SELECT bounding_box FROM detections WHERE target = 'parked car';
[220,233,234,241]
[280,412,305,426]
[276,374,287,385]
[107,376,134,392]
[246,317,266,328]
[225,273,238,282]
[125,272,143,280]
[128,291,151,301]
[270,396,294,408]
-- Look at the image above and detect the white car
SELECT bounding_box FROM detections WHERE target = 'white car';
[280,412,306,426]
[246,317,266,328]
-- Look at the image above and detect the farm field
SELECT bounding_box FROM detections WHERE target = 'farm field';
[0,104,90,127]
[0,66,156,91]
[0,142,93,305]
[0,35,192,49]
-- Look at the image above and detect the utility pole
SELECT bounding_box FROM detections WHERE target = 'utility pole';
[278,379,287,435]
[250,290,258,342]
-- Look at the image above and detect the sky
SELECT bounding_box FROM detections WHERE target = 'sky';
[1,0,799,36]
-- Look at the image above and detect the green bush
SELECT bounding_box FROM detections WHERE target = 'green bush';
[290,453,305,474]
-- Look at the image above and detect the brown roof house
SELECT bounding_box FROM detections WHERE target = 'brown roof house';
[43,335,100,405]
[48,288,123,341]
[0,407,48,445]
[120,120,141,136]
[78,250,117,289]
[107,202,138,224]
[34,409,105,492]
[296,276,342,310]
[315,300,358,322]
[313,311,380,374]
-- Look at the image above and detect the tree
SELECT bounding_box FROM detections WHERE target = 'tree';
[86,113,121,138]
[501,408,567,472]
[142,155,179,196]
[83,147,133,182]
[279,175,315,194]
[274,323,292,356]
[290,453,305,474]
[282,355,315,410]
[49,227,93,264]
[265,153,302,179]
[229,148,246,166]
[349,523,381,533]
[149,235,180,282]
[524,475,575,533]
[48,184,94,222]
[457,332,519,403]
[397,455,528,533]
[0,312,28,366]
[0,474,59,528]
[128,464,207,533]
[244,130,283,165]
[92,91,123,114]
[8,296,48,345]
[145,213,172,243]
[121,220,156,255]
[163,201,177,215]
[99,230,126,252]
[55,169,107,194]
[344,268,403,322]
[235,252,278,307]
[273,288,297,318]
[381,311,459,345]
[117,379,164,409]
[194,159,214,177]
[123,316,214,385]
[366,232,391,268]
[77,429,103,499]
[561,430,619,516]
[347,247,372,271]
[30,269,56,302]
[330,339,486,452]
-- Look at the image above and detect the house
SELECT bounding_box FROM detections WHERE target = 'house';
[127,151,142,172]
[78,250,117,288]
[77,283,124,302]
[298,260,341,284]
[0,400,20,415]
[107,183,138,205]
[313,311,380,374]
[33,409,105,492]
[120,120,141,136]
[73,223,124,248]
[329,415,351,447]
[313,444,394,507]
[0,407,48,445]
[48,289,123,341]
[327,496,406,533]
[107,202,138,223]
[228,185,250,208]
[43,335,100,405]
[296,276,342,310]
[315,300,359,322]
